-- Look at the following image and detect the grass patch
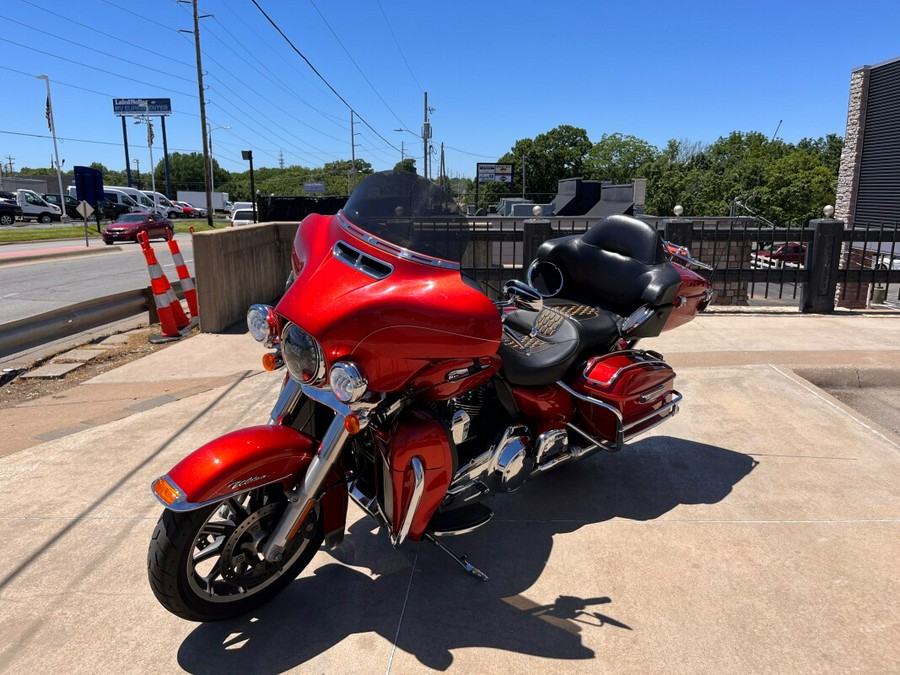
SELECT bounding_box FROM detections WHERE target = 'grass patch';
[0,220,231,243]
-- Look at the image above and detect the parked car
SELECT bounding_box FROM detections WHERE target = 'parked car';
[231,208,256,227]
[98,197,132,221]
[755,242,806,266]
[0,200,23,226]
[174,200,206,218]
[43,193,84,220]
[102,212,173,245]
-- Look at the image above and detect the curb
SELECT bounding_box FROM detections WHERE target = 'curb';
[0,245,122,267]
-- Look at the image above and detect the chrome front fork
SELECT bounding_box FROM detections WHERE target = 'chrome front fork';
[262,380,361,563]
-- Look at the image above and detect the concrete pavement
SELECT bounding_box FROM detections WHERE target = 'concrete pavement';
[0,309,898,673]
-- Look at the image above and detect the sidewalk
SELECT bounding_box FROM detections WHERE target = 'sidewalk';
[0,311,897,673]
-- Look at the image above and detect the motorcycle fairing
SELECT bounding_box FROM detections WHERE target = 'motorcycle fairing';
[277,212,501,393]
[154,425,348,538]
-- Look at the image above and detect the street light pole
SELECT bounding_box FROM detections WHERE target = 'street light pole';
[207,123,230,195]
[242,150,256,223]
[37,75,66,220]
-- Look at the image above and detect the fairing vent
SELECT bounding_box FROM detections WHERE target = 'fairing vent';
[333,241,394,280]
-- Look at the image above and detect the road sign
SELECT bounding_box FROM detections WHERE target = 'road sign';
[112,98,173,117]
[76,201,94,219]
[304,181,326,194]
[73,165,103,207]
[476,163,513,183]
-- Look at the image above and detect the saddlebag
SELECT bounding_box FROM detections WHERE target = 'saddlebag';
[569,350,681,449]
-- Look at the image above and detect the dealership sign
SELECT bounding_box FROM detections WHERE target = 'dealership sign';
[112,98,173,116]
[476,163,513,183]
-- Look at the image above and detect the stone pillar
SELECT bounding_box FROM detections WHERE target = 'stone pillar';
[800,217,844,313]
[835,66,870,309]
[834,66,870,225]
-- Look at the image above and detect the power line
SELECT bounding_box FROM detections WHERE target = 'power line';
[207,14,345,132]
[308,0,410,129]
[0,128,194,154]
[376,0,423,93]
[99,0,183,35]
[2,16,197,86]
[1,38,198,99]
[249,0,400,154]
[444,144,499,159]
[19,0,196,70]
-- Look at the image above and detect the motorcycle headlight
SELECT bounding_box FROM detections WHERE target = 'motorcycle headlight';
[246,304,277,343]
[281,323,325,384]
[330,362,367,403]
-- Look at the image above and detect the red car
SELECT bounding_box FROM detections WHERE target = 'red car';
[102,212,173,244]
[755,242,806,266]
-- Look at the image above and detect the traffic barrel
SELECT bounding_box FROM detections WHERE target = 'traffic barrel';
[137,231,191,338]
[166,230,198,318]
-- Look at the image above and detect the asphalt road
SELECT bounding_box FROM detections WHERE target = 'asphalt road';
[0,234,194,325]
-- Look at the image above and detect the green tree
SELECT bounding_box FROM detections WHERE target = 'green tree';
[585,133,659,184]
[89,162,126,187]
[393,158,417,173]
[756,151,836,227]
[152,152,229,194]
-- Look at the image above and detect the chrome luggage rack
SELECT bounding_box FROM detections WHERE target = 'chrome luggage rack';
[558,380,682,452]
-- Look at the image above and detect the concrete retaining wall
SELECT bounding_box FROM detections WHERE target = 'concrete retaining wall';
[193,222,299,332]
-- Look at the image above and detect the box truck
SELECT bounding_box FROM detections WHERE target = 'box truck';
[177,190,230,212]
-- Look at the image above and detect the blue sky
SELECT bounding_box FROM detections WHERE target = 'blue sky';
[2,0,899,179]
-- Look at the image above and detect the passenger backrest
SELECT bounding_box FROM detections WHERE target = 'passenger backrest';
[535,215,682,317]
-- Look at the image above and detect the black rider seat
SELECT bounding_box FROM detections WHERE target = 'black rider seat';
[499,307,581,387]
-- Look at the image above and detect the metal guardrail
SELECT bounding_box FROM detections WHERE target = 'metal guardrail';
[0,281,186,359]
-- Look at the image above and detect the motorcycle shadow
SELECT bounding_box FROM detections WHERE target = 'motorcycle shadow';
[177,436,756,673]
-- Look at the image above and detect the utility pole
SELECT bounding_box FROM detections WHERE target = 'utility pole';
[5,157,13,174]
[179,0,214,228]
[350,111,357,190]
[279,150,285,170]
[422,92,430,180]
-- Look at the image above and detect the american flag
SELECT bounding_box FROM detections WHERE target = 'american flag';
[45,95,52,132]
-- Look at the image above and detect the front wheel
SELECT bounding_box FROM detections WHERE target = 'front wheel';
[39,213,53,224]
[147,486,323,621]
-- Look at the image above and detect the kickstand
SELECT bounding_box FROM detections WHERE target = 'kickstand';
[424,533,489,581]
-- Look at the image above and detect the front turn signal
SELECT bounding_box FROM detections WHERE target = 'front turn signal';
[152,476,181,505]
[344,414,361,435]
[262,352,283,371]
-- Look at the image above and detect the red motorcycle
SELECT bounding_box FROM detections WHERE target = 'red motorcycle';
[147,171,713,621]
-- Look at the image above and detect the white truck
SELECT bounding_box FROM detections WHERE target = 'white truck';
[142,190,184,219]
[15,189,62,223]
[177,190,230,213]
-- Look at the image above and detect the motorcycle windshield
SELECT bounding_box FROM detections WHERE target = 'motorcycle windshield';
[341,171,469,265]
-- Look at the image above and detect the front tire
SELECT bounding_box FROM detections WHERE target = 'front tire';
[39,213,53,224]
[147,487,323,622]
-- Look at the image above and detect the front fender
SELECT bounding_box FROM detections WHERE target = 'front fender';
[152,425,347,539]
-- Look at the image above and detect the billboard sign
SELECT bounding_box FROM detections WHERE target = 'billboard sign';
[303,181,326,194]
[476,162,513,183]
[112,98,173,116]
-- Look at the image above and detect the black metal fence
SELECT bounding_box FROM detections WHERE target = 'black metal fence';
[460,215,900,312]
